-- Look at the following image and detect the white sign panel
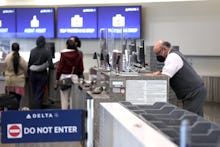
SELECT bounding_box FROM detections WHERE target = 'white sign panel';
[126,80,167,104]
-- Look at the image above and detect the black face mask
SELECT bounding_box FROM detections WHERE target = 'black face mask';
[156,55,166,62]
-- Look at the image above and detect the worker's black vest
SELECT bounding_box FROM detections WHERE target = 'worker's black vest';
[169,49,204,99]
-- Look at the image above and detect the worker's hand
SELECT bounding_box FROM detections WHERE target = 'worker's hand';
[144,71,161,76]
[144,73,154,76]
[152,71,162,75]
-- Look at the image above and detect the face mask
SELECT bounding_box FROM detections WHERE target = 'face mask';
[156,55,166,62]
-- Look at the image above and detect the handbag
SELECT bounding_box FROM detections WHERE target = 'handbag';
[59,78,72,90]
[59,66,76,91]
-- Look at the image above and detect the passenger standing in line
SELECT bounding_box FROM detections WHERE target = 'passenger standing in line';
[70,36,84,79]
[28,36,54,109]
[5,43,28,109]
[56,38,84,109]
[152,40,206,116]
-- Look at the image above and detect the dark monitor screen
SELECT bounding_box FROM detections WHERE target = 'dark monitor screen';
[0,8,16,38]
[46,42,55,58]
[57,7,98,38]
[138,39,145,67]
[97,6,141,39]
[16,8,55,38]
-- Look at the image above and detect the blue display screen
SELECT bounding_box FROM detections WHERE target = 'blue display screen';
[57,7,97,38]
[0,8,16,38]
[16,8,55,38]
[98,6,141,39]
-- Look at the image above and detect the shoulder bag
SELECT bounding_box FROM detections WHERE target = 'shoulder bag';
[59,67,76,91]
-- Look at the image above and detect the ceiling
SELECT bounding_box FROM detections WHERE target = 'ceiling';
[0,0,206,6]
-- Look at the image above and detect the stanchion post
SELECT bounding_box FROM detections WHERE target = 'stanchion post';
[86,97,94,147]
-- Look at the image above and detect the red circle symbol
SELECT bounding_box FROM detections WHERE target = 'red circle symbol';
[9,125,21,137]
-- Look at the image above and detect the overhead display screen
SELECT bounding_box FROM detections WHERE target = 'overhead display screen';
[16,8,55,38]
[0,8,16,38]
[57,7,97,38]
[98,6,141,39]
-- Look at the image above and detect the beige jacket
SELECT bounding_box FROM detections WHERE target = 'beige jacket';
[4,51,28,87]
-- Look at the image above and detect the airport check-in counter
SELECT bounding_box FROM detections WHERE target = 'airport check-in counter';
[74,67,174,147]
[89,67,173,105]
[75,66,220,147]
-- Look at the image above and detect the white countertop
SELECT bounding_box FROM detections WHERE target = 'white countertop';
[100,102,178,147]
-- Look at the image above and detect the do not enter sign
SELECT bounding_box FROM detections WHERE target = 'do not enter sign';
[1,110,84,143]
[7,124,22,138]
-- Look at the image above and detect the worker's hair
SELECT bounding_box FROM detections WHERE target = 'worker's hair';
[162,41,171,48]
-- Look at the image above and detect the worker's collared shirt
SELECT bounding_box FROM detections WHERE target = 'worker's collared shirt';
[162,52,183,78]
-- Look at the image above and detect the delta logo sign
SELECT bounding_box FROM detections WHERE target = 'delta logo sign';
[1,110,84,143]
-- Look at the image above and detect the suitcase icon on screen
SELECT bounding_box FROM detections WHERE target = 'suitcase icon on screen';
[71,15,83,27]
[112,14,125,27]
